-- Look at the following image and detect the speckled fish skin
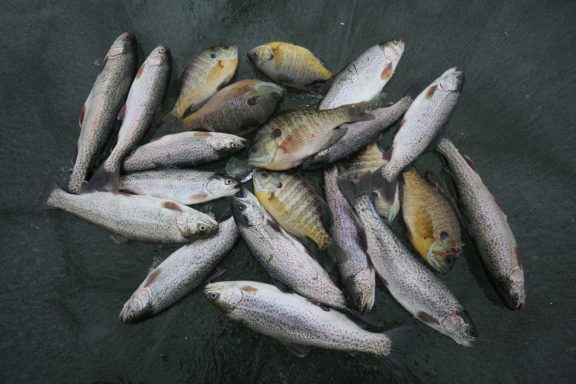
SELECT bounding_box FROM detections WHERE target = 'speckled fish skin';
[205,281,414,361]
[247,42,334,90]
[45,187,218,243]
[302,96,412,170]
[436,138,525,310]
[324,167,375,312]
[93,46,171,190]
[182,79,284,135]
[382,68,463,182]
[68,33,137,194]
[166,45,238,122]
[122,132,246,172]
[253,170,331,250]
[118,169,239,205]
[230,191,348,310]
[120,217,238,323]
[248,104,374,171]
[340,143,400,221]
[320,40,404,110]
[338,176,477,346]
[402,168,462,274]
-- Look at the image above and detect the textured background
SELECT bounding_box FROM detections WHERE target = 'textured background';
[1,0,575,383]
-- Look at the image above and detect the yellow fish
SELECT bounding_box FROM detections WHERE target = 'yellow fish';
[402,168,462,274]
[248,41,334,90]
[253,170,331,250]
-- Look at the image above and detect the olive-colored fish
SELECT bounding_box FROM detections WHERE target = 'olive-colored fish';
[230,191,348,310]
[302,96,412,169]
[205,281,415,364]
[68,33,137,194]
[382,68,463,182]
[120,217,238,323]
[164,45,238,125]
[118,169,239,205]
[248,104,374,170]
[43,186,218,243]
[90,46,171,191]
[253,170,330,250]
[122,132,246,172]
[402,168,462,274]
[247,42,334,90]
[338,175,477,346]
[340,143,400,221]
[181,79,283,135]
[320,40,404,110]
[436,138,525,310]
[324,167,375,312]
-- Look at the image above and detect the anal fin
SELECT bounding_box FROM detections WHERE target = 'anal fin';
[281,342,312,358]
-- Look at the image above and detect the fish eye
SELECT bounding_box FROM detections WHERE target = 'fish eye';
[199,224,207,231]
[237,203,247,211]
[276,182,283,188]
[225,178,234,185]
[247,96,258,106]
[209,292,219,300]
[250,146,258,153]
[271,92,281,99]
[210,53,217,59]
[261,173,268,179]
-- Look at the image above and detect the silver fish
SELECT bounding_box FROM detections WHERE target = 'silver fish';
[338,175,477,346]
[320,40,404,110]
[229,190,348,310]
[118,169,239,205]
[205,281,415,364]
[324,166,375,312]
[44,186,218,243]
[90,45,171,190]
[122,132,246,172]
[120,217,238,323]
[382,68,463,182]
[436,138,525,310]
[302,96,412,169]
[68,33,138,194]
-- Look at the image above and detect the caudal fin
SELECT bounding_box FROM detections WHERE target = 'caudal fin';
[381,325,417,376]
[159,111,183,133]
[36,182,64,212]
[344,102,375,122]
[337,171,373,207]
[372,166,398,215]
[85,161,120,192]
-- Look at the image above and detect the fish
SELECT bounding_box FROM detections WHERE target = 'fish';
[324,166,375,312]
[89,46,171,191]
[401,168,462,274]
[181,79,283,135]
[247,42,334,90]
[163,45,238,126]
[118,169,239,205]
[320,40,404,110]
[436,138,525,310]
[337,174,477,346]
[205,281,415,366]
[340,143,400,221]
[248,104,374,171]
[43,185,218,243]
[68,32,138,194]
[122,132,246,172]
[301,96,412,170]
[382,68,463,182]
[120,216,238,323]
[229,190,348,310]
[253,170,331,250]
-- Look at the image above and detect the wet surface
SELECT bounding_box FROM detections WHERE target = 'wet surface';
[1,0,575,383]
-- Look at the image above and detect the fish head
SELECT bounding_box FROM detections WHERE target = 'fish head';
[427,232,462,274]
[247,44,275,68]
[207,133,247,153]
[229,190,267,227]
[108,32,136,58]
[497,266,526,310]
[147,45,171,66]
[204,282,245,313]
[208,45,239,74]
[345,269,376,312]
[178,212,219,239]
[437,67,464,92]
[247,130,278,168]
[441,310,478,347]
[249,82,284,108]
[252,169,283,193]
[119,287,152,323]
[206,173,240,197]
[379,39,405,62]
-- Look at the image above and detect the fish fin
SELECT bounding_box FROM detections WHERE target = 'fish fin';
[345,102,375,122]
[327,241,349,264]
[366,92,388,111]
[205,267,226,283]
[159,111,183,132]
[463,154,479,173]
[326,126,348,148]
[337,171,373,207]
[86,162,120,192]
[36,182,62,212]
[117,104,127,121]
[346,309,385,328]
[372,167,398,210]
[381,326,417,377]
[317,76,334,95]
[281,342,312,358]
[110,233,129,244]
[218,207,233,221]
[225,157,254,183]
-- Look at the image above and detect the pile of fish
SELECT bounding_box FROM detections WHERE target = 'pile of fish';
[42,33,525,370]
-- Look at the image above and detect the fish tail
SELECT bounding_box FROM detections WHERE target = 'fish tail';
[344,102,375,122]
[36,182,65,212]
[372,166,398,217]
[380,325,417,376]
[160,110,183,132]
[85,158,120,192]
[337,171,374,207]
